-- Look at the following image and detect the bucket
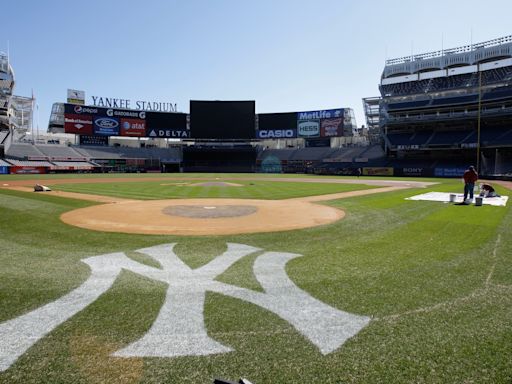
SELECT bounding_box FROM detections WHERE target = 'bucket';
[475,197,483,206]
[449,194,456,203]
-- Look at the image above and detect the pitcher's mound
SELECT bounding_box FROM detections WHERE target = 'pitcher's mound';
[163,205,257,218]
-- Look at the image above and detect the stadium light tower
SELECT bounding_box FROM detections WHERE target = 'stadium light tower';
[476,69,482,173]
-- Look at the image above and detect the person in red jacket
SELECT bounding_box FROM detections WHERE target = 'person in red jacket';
[463,165,478,202]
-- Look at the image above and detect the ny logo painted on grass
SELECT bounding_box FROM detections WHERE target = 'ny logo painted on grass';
[0,244,370,371]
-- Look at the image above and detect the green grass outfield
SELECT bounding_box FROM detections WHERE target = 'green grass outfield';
[50,179,378,200]
[0,174,511,383]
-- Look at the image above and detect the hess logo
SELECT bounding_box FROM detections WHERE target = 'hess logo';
[298,121,320,136]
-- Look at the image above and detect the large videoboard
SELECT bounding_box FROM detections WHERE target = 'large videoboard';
[190,100,255,140]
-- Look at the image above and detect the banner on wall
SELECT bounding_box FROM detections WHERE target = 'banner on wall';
[63,104,188,138]
[93,117,119,136]
[120,118,146,136]
[434,167,466,177]
[256,129,297,139]
[305,138,331,147]
[320,118,343,137]
[363,167,394,176]
[296,109,344,138]
[297,120,320,138]
[0,166,9,174]
[10,166,47,174]
[64,114,93,135]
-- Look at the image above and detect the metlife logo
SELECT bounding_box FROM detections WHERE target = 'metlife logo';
[297,109,343,120]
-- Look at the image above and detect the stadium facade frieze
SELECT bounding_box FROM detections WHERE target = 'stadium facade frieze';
[59,102,354,140]
[91,96,178,113]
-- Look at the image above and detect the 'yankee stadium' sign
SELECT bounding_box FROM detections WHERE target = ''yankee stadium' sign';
[91,96,178,113]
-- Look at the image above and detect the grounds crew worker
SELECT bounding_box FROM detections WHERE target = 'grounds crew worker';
[463,165,478,203]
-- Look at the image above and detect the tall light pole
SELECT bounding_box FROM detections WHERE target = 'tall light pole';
[476,69,482,173]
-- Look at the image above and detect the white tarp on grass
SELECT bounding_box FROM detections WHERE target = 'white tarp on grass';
[406,192,509,207]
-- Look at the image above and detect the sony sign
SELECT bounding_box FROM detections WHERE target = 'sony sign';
[257,129,296,139]
[297,120,320,137]
[91,96,178,113]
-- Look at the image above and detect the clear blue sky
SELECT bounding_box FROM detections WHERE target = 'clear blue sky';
[2,0,511,133]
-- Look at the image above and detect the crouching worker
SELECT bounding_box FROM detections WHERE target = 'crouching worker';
[479,183,500,198]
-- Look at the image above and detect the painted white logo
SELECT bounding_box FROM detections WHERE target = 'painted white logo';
[0,244,369,371]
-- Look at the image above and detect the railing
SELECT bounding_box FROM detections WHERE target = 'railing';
[386,35,512,66]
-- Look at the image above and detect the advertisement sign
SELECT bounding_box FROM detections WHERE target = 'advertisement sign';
[67,89,85,105]
[363,167,394,176]
[434,167,466,177]
[397,167,432,177]
[93,117,120,136]
[120,118,146,137]
[297,109,343,120]
[79,135,109,146]
[105,108,146,119]
[65,104,100,115]
[10,166,47,174]
[64,114,93,135]
[305,138,331,147]
[320,118,343,137]
[146,111,188,138]
[0,166,8,174]
[256,129,297,139]
[147,129,190,138]
[297,120,320,137]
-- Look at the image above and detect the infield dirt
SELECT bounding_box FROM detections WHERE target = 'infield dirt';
[2,177,434,236]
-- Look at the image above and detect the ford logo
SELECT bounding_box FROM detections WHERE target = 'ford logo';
[95,118,119,129]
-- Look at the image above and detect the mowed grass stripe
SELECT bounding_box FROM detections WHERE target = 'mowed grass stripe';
[50,180,376,200]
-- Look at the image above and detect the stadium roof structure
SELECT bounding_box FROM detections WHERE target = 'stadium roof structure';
[383,35,512,79]
[0,52,15,130]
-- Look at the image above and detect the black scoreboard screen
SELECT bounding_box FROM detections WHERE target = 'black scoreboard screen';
[190,100,255,140]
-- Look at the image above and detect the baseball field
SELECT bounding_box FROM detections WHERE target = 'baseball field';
[0,173,511,383]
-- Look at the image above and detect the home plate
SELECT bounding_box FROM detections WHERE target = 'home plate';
[406,192,508,206]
